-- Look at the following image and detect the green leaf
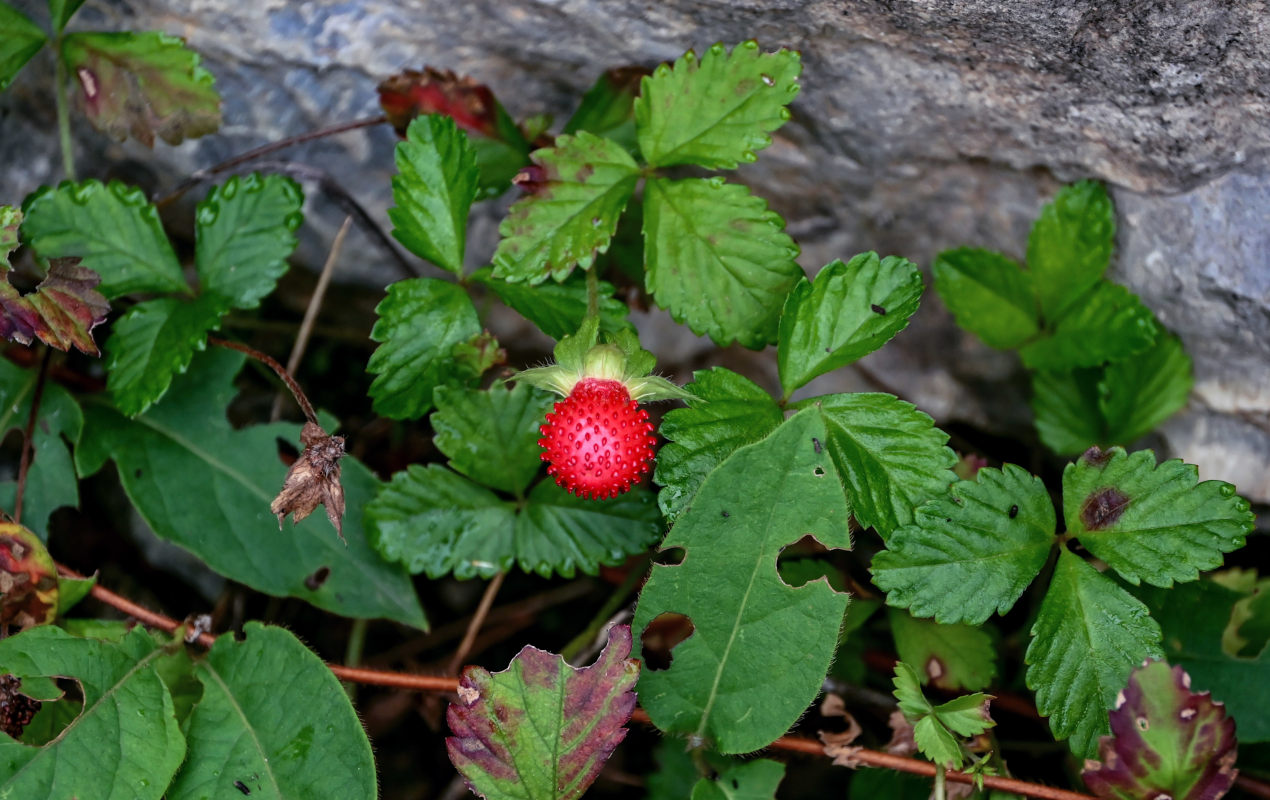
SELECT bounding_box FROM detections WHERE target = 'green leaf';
[691,759,785,800]
[1019,281,1158,370]
[389,115,479,274]
[1025,548,1163,757]
[643,177,802,349]
[21,179,188,299]
[47,0,86,33]
[166,623,375,800]
[1027,181,1115,320]
[1136,579,1270,742]
[76,348,427,629]
[1032,368,1105,456]
[1225,574,1270,657]
[892,662,993,769]
[104,294,224,417]
[635,41,800,169]
[1082,660,1237,800]
[368,465,662,580]
[849,769,932,800]
[0,3,46,91]
[492,132,639,283]
[447,625,638,800]
[872,465,1054,624]
[431,382,554,496]
[1099,332,1192,445]
[1063,447,1253,587]
[471,266,629,341]
[60,31,221,146]
[932,247,1039,349]
[0,205,16,259]
[634,410,851,754]
[888,608,997,691]
[55,575,95,617]
[195,173,303,309]
[777,253,924,397]
[367,277,482,420]
[653,367,783,522]
[562,66,647,155]
[0,627,185,798]
[0,358,82,539]
[810,392,957,539]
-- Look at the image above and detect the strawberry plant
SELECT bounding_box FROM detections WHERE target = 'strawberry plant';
[1,5,1267,798]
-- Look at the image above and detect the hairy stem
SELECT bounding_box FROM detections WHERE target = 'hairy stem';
[207,336,318,425]
[53,41,75,180]
[586,266,600,319]
[14,348,52,525]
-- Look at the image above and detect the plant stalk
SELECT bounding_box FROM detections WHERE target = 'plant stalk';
[207,336,318,425]
[447,571,506,675]
[560,557,648,663]
[53,41,75,180]
[586,266,600,319]
[934,765,947,800]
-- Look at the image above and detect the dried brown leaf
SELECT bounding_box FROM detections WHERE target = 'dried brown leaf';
[818,693,866,768]
[271,422,346,541]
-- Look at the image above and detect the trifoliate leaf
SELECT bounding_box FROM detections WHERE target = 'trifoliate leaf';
[635,410,851,754]
[872,465,1054,624]
[47,0,86,34]
[1032,368,1105,456]
[932,247,1039,349]
[0,627,185,798]
[888,608,997,691]
[104,294,224,417]
[492,132,639,283]
[389,115,479,274]
[1063,447,1253,587]
[1098,332,1192,445]
[447,625,638,800]
[809,392,957,539]
[166,623,375,800]
[691,759,785,800]
[1027,180,1115,321]
[1019,281,1158,371]
[471,266,629,341]
[1137,579,1270,742]
[21,179,188,299]
[194,173,303,309]
[1026,548,1163,758]
[367,277,482,420]
[1082,660,1237,800]
[431,383,554,497]
[76,348,427,629]
[643,177,802,349]
[0,523,58,629]
[0,358,82,539]
[654,367,783,522]
[892,662,994,769]
[0,3,46,90]
[60,31,221,147]
[367,465,662,580]
[777,253,924,398]
[562,66,648,155]
[635,41,800,169]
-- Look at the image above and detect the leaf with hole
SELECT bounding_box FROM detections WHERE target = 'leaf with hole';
[447,624,638,800]
[635,410,851,753]
[872,465,1054,624]
[778,253,924,397]
[932,247,1039,349]
[635,41,800,169]
[195,173,303,309]
[643,177,802,349]
[389,115,479,274]
[1063,447,1253,587]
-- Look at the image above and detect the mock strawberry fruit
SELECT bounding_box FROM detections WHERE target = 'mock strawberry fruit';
[516,317,691,501]
[538,378,657,499]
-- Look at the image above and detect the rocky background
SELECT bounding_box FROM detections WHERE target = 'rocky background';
[3,0,1268,506]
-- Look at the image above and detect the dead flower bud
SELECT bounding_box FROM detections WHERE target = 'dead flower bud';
[271,422,347,542]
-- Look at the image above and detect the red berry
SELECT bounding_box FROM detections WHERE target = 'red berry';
[538,378,657,500]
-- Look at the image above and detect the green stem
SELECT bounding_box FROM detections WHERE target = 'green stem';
[933,765,947,800]
[560,556,648,663]
[585,266,600,320]
[53,39,75,181]
[342,617,369,700]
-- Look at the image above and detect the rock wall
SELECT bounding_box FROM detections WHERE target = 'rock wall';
[3,0,1268,502]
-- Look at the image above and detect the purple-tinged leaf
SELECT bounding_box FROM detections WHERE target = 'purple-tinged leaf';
[60,31,221,147]
[446,625,639,800]
[1083,660,1237,800]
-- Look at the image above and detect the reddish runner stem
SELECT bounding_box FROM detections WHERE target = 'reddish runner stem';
[207,336,318,425]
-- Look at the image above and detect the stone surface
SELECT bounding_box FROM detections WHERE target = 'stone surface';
[2,0,1268,503]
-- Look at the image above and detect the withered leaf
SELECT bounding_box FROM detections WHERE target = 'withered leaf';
[0,522,59,630]
[271,422,346,541]
[818,694,866,768]
[378,67,502,138]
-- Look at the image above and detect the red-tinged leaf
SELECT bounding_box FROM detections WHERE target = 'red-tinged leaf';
[446,625,639,800]
[60,31,221,147]
[1083,660,1238,800]
[0,522,59,630]
[379,67,505,139]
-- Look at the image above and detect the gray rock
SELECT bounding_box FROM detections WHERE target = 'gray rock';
[2,0,1267,503]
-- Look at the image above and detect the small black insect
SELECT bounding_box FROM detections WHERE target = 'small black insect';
[1008,504,1019,519]
[812,437,822,454]
[870,303,887,315]
[234,780,251,795]
[721,510,730,518]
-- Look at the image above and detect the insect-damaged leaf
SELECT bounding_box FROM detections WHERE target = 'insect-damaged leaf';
[447,624,638,800]
[60,31,221,147]
[0,523,58,630]
[1082,660,1237,800]
[635,410,851,754]
[166,623,375,800]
